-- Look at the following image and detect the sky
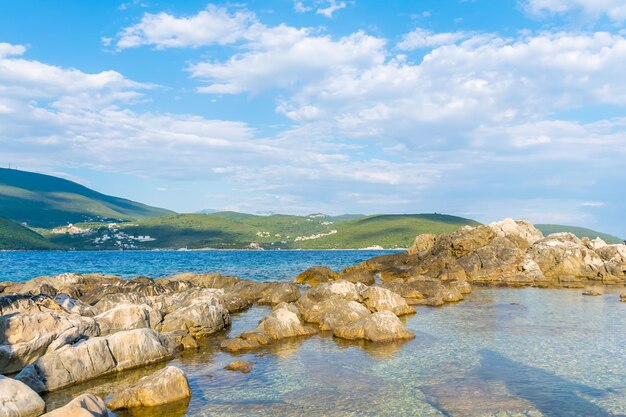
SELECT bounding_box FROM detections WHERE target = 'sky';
[0,0,625,236]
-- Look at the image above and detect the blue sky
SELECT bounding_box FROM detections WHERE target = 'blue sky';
[0,0,625,236]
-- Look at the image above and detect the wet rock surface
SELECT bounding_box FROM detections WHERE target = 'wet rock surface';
[106,366,191,410]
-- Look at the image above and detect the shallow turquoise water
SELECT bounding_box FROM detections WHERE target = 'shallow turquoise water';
[0,250,399,282]
[43,288,626,417]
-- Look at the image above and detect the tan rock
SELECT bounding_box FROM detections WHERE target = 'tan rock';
[0,375,45,417]
[528,233,607,281]
[257,283,301,306]
[158,301,230,339]
[15,329,173,393]
[106,366,191,410]
[338,265,375,285]
[255,303,317,340]
[333,311,415,342]
[42,394,107,417]
[319,301,371,331]
[225,360,253,373]
[95,303,162,336]
[408,234,438,255]
[294,267,339,286]
[359,286,415,316]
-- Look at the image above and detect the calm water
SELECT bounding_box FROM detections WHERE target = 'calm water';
[0,250,400,282]
[43,288,626,417]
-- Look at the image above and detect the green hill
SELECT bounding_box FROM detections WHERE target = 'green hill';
[294,214,481,249]
[536,224,623,244]
[0,168,174,228]
[45,212,480,250]
[0,216,57,250]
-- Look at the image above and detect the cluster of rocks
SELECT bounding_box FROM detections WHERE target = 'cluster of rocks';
[220,279,418,352]
[319,219,626,290]
[0,271,304,416]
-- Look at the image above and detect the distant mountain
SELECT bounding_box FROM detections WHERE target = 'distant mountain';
[0,216,56,250]
[536,224,623,244]
[0,168,175,228]
[196,209,218,214]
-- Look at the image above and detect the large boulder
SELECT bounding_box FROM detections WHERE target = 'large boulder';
[15,329,173,393]
[294,267,339,286]
[337,265,376,285]
[333,311,415,342]
[0,375,45,417]
[257,283,301,306]
[106,366,191,410]
[298,298,369,326]
[527,233,607,283]
[220,303,316,352]
[158,301,230,339]
[319,301,371,331]
[254,303,317,340]
[95,303,162,335]
[41,394,107,417]
[359,286,415,316]
[0,312,99,374]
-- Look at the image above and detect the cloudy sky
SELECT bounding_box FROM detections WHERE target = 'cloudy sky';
[0,0,625,236]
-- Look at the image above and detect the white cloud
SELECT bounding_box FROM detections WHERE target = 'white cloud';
[189,31,385,94]
[0,42,26,58]
[114,4,256,49]
[316,0,347,18]
[294,1,312,13]
[397,28,469,50]
[522,0,626,22]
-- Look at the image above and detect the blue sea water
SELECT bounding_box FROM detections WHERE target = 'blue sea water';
[42,288,626,417]
[0,250,400,282]
[3,251,625,416]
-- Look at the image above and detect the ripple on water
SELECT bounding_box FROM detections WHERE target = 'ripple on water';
[42,288,626,417]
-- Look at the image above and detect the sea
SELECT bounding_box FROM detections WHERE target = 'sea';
[1,250,625,416]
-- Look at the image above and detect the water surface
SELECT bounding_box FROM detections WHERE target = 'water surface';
[0,250,399,282]
[43,288,626,417]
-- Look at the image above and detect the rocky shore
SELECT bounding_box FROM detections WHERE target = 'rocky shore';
[0,219,624,416]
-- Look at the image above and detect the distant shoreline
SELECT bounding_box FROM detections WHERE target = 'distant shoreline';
[0,248,406,253]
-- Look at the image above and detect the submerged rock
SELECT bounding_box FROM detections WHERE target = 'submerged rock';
[582,288,603,296]
[333,311,415,343]
[42,394,107,417]
[0,375,45,417]
[225,360,253,374]
[106,366,191,410]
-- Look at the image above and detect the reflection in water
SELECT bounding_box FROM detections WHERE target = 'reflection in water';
[477,349,620,417]
[115,398,190,417]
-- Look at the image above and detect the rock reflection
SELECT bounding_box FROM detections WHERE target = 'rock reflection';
[114,398,190,417]
[332,335,411,358]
